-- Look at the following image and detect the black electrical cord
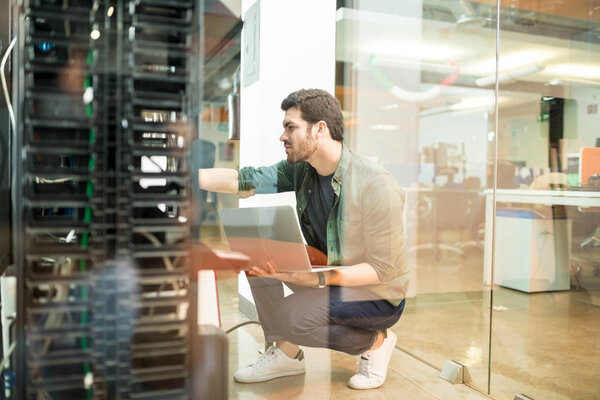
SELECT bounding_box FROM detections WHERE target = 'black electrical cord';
[225,320,260,335]
[0,253,9,267]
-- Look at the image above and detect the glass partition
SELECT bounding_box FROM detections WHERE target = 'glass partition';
[338,1,600,398]
[336,0,497,393]
[491,1,600,399]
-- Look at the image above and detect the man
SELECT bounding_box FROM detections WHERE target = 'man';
[199,89,409,390]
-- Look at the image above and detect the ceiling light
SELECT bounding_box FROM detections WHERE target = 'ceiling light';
[369,124,399,131]
[475,65,545,87]
[546,64,600,80]
[450,97,495,111]
[470,50,551,75]
[371,56,457,74]
[370,40,463,62]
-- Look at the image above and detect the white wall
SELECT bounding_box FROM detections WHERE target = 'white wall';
[237,0,337,318]
[239,0,336,209]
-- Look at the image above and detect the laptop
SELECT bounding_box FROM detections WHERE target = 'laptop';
[218,205,340,272]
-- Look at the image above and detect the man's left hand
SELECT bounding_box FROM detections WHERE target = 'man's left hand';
[248,261,319,287]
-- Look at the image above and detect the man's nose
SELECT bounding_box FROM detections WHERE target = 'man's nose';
[280,131,287,142]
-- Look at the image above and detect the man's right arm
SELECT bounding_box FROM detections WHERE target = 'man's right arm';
[200,161,294,198]
[198,168,256,198]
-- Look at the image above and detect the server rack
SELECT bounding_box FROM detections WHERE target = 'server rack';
[9,0,201,398]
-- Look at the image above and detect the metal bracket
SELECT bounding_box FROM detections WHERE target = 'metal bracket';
[439,360,472,384]
[514,395,534,400]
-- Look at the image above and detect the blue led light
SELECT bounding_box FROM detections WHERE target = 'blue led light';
[36,42,55,52]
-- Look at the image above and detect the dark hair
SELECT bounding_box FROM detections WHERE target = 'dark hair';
[280,89,344,142]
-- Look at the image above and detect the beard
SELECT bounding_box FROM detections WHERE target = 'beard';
[285,129,318,164]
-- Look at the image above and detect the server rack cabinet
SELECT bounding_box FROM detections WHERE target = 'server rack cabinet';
[0,0,13,275]
[9,0,201,398]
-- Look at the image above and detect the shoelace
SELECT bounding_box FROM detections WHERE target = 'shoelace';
[253,346,277,369]
[355,353,371,376]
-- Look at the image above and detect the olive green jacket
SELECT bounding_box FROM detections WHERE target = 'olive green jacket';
[238,145,409,305]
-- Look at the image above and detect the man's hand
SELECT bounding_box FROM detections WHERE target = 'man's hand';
[248,261,319,287]
[237,188,256,198]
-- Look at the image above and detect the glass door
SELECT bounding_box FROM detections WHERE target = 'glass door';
[490,1,600,398]
[336,0,498,393]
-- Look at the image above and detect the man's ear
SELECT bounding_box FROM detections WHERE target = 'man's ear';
[317,120,327,138]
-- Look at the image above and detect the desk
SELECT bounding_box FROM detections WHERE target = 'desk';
[483,189,600,286]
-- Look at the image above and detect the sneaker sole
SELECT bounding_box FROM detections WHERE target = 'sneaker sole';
[234,368,306,383]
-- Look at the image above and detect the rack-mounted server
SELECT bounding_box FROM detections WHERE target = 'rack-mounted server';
[8,0,202,398]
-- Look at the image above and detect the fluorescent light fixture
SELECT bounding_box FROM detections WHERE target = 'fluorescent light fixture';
[450,97,495,111]
[470,50,551,75]
[546,64,600,80]
[371,56,457,74]
[369,124,400,131]
[370,40,463,62]
[476,65,545,87]
[421,96,498,117]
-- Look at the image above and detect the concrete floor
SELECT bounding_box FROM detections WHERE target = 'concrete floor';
[215,243,600,400]
[218,273,489,400]
[396,247,600,400]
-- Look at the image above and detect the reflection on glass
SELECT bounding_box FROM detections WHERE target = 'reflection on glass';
[337,0,495,393]
[492,1,600,399]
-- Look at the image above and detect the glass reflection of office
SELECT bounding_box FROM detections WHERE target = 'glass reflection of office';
[490,1,600,399]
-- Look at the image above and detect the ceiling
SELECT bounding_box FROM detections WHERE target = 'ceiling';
[335,2,600,114]
[201,0,600,106]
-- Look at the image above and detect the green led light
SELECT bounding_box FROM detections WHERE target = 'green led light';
[86,182,94,197]
[83,208,92,223]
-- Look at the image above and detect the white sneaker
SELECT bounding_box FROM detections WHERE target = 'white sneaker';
[348,330,397,390]
[233,345,305,383]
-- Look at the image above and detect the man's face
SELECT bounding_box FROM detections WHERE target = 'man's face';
[280,107,318,164]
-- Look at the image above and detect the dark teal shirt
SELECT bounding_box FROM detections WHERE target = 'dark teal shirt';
[237,145,409,305]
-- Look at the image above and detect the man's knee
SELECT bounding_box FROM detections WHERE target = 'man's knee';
[284,304,326,338]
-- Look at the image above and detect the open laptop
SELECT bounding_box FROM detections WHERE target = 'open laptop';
[218,205,341,272]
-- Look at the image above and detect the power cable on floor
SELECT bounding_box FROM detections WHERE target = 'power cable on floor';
[225,320,260,334]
